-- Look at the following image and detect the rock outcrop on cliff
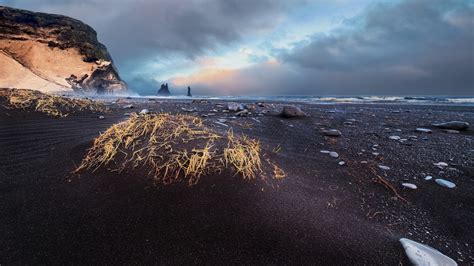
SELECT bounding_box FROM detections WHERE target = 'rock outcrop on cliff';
[0,6,126,94]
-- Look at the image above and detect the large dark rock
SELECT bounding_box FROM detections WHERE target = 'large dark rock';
[433,121,469,131]
[280,105,307,118]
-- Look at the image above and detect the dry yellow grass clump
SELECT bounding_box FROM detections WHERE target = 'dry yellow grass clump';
[75,113,285,185]
[0,88,106,117]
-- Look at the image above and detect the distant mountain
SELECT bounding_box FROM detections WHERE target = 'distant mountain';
[0,6,126,94]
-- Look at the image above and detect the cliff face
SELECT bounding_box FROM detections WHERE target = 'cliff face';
[0,6,126,94]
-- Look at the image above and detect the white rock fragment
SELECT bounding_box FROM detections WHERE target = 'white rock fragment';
[435,179,456,189]
[402,183,417,189]
[378,165,390,170]
[361,161,368,164]
[433,162,449,168]
[139,109,149,114]
[98,115,105,119]
[320,150,331,154]
[399,238,458,266]
[329,152,339,158]
[416,128,432,133]
[372,152,380,156]
[424,176,433,181]
[389,136,401,140]
[338,161,345,166]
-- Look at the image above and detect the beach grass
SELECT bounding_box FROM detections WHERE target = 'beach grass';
[75,113,284,185]
[0,88,106,117]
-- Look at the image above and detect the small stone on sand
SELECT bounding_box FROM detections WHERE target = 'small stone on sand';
[424,176,433,180]
[399,238,457,266]
[402,183,417,189]
[329,152,339,158]
[433,162,448,168]
[98,115,104,119]
[320,150,331,154]
[443,129,460,134]
[416,128,432,133]
[338,161,345,166]
[378,165,390,170]
[389,136,401,140]
[435,179,456,188]
[323,129,342,137]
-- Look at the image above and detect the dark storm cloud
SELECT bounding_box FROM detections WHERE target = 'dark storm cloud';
[278,0,474,95]
[1,0,294,61]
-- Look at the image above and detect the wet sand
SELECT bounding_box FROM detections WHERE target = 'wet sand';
[1,99,473,264]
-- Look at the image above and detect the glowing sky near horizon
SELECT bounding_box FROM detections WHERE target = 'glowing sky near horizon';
[1,0,473,95]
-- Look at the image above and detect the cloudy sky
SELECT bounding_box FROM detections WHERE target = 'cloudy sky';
[2,0,473,95]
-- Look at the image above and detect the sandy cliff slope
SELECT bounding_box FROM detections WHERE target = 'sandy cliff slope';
[0,6,126,94]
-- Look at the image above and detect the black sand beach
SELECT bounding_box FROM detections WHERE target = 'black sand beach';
[1,99,473,264]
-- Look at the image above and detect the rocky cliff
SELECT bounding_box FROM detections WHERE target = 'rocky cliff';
[0,6,126,94]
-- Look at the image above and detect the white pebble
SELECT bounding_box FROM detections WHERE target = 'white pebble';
[378,165,390,170]
[435,179,456,189]
[399,238,457,266]
[338,161,345,166]
[329,152,339,158]
[320,150,331,154]
[434,162,448,168]
[389,136,401,140]
[402,183,417,189]
[424,176,433,181]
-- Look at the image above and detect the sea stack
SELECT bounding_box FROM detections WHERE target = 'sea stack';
[187,86,192,97]
[158,83,170,95]
[0,6,127,94]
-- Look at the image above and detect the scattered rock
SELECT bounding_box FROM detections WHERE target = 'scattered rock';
[389,136,401,140]
[433,121,469,131]
[236,109,249,117]
[433,162,448,168]
[372,152,380,156]
[329,152,339,158]
[443,129,460,134]
[181,107,197,112]
[139,109,149,114]
[98,115,104,119]
[280,105,307,118]
[361,161,368,164]
[217,118,228,123]
[424,175,433,180]
[416,128,432,133]
[378,165,390,170]
[320,150,331,154]
[323,129,342,137]
[227,102,246,112]
[402,183,417,189]
[435,179,456,188]
[399,238,457,266]
[338,161,345,166]
[123,104,134,109]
